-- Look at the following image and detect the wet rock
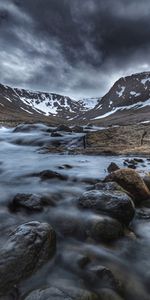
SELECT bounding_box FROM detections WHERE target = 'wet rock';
[25,286,99,300]
[78,190,135,225]
[127,164,137,170]
[105,168,150,204]
[55,125,72,132]
[13,124,37,133]
[51,132,63,137]
[58,164,73,170]
[52,213,86,240]
[143,175,150,191]
[33,170,68,181]
[134,158,144,163]
[9,194,44,212]
[88,215,124,242]
[84,265,120,291]
[52,212,123,242]
[98,288,123,300]
[107,162,120,173]
[0,221,56,296]
[95,182,126,193]
[72,125,84,133]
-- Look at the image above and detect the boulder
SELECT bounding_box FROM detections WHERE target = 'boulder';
[8,193,57,213]
[0,222,56,295]
[78,190,135,225]
[88,215,124,242]
[55,125,72,132]
[25,286,99,300]
[33,170,68,181]
[105,168,150,203]
[94,182,126,193]
[107,162,120,173]
[9,193,44,212]
[51,132,63,137]
[72,126,84,133]
[143,175,150,191]
[52,212,124,242]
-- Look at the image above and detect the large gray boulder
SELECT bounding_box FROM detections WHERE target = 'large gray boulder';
[25,286,99,300]
[78,190,135,226]
[0,222,56,296]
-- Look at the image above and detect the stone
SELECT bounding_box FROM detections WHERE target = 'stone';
[143,175,150,191]
[105,168,150,203]
[107,162,120,173]
[51,132,63,137]
[33,170,68,181]
[52,212,124,242]
[0,222,56,296]
[25,286,99,300]
[72,126,84,133]
[55,125,72,132]
[9,193,44,212]
[88,215,124,242]
[78,190,135,225]
[94,182,126,193]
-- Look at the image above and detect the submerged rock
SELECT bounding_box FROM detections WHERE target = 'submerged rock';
[33,170,68,181]
[9,193,57,213]
[55,125,72,132]
[52,212,123,242]
[51,132,63,137]
[9,193,44,212]
[0,222,56,295]
[105,168,150,203]
[25,286,99,300]
[88,215,124,242]
[143,175,150,191]
[107,162,120,173]
[78,190,135,225]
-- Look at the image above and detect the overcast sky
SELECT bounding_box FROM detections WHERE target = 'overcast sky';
[0,0,150,99]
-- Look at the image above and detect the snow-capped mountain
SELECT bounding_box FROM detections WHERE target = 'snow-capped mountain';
[1,72,150,125]
[90,72,150,125]
[0,84,97,122]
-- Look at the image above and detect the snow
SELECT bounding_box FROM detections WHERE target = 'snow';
[94,98,150,120]
[20,107,33,114]
[141,77,150,85]
[0,103,4,107]
[78,98,99,110]
[130,91,141,97]
[116,86,125,97]
[5,97,12,102]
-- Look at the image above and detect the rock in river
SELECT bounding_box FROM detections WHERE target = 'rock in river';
[78,190,135,226]
[25,286,99,300]
[105,168,150,203]
[0,221,56,296]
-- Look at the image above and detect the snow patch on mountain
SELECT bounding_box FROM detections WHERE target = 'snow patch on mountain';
[94,98,150,120]
[78,98,99,109]
[116,86,125,97]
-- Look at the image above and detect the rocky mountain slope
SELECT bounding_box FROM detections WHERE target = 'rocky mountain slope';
[0,84,99,123]
[90,72,150,125]
[1,71,150,125]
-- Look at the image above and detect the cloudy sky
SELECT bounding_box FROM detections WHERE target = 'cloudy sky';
[0,0,150,99]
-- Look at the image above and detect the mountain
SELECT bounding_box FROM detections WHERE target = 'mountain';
[0,84,98,123]
[1,72,150,125]
[90,72,150,125]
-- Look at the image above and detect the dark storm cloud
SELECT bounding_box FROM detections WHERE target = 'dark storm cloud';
[0,0,150,98]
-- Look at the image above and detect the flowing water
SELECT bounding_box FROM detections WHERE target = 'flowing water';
[0,124,150,299]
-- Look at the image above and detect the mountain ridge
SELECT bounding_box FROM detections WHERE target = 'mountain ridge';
[1,71,150,125]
